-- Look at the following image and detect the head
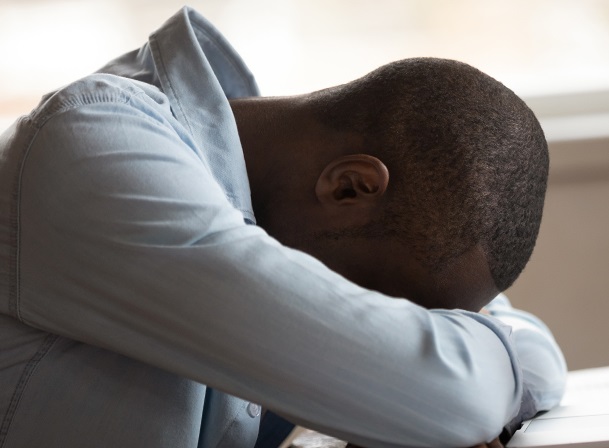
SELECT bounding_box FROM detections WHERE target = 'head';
[232,58,548,311]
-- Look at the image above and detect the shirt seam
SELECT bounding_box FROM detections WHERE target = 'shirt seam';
[0,334,59,448]
[30,81,138,130]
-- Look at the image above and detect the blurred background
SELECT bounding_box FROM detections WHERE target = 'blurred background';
[1,0,608,370]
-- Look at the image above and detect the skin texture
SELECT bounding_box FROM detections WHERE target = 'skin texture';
[226,59,553,444]
[231,96,501,448]
[231,94,504,446]
[229,96,500,311]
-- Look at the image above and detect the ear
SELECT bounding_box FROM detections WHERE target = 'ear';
[315,154,389,207]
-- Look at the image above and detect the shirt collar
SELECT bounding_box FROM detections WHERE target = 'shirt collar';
[99,7,259,224]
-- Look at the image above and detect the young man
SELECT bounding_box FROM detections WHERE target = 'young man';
[0,6,565,448]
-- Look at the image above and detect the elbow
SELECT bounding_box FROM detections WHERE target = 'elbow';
[408,354,520,445]
[416,312,522,445]
[439,377,518,446]
[515,328,568,410]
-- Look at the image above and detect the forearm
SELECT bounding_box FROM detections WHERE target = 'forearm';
[270,295,564,448]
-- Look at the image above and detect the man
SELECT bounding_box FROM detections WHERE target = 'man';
[0,6,565,448]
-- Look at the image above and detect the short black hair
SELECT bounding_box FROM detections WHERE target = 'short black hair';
[310,58,549,291]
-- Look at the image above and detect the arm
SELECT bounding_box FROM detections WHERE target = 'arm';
[265,296,565,448]
[15,77,523,447]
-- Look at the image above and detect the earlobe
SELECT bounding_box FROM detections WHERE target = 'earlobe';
[315,154,389,206]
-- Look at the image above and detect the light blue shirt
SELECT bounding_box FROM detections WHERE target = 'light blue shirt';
[0,6,566,448]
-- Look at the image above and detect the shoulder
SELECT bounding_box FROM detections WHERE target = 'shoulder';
[29,73,175,131]
[20,72,197,170]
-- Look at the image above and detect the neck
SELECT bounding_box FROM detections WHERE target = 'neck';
[229,96,370,240]
[229,96,320,227]
[230,97,283,193]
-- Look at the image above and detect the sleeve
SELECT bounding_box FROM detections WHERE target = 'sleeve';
[16,88,523,447]
[485,294,567,434]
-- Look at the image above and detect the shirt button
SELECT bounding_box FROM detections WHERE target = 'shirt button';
[246,402,261,418]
